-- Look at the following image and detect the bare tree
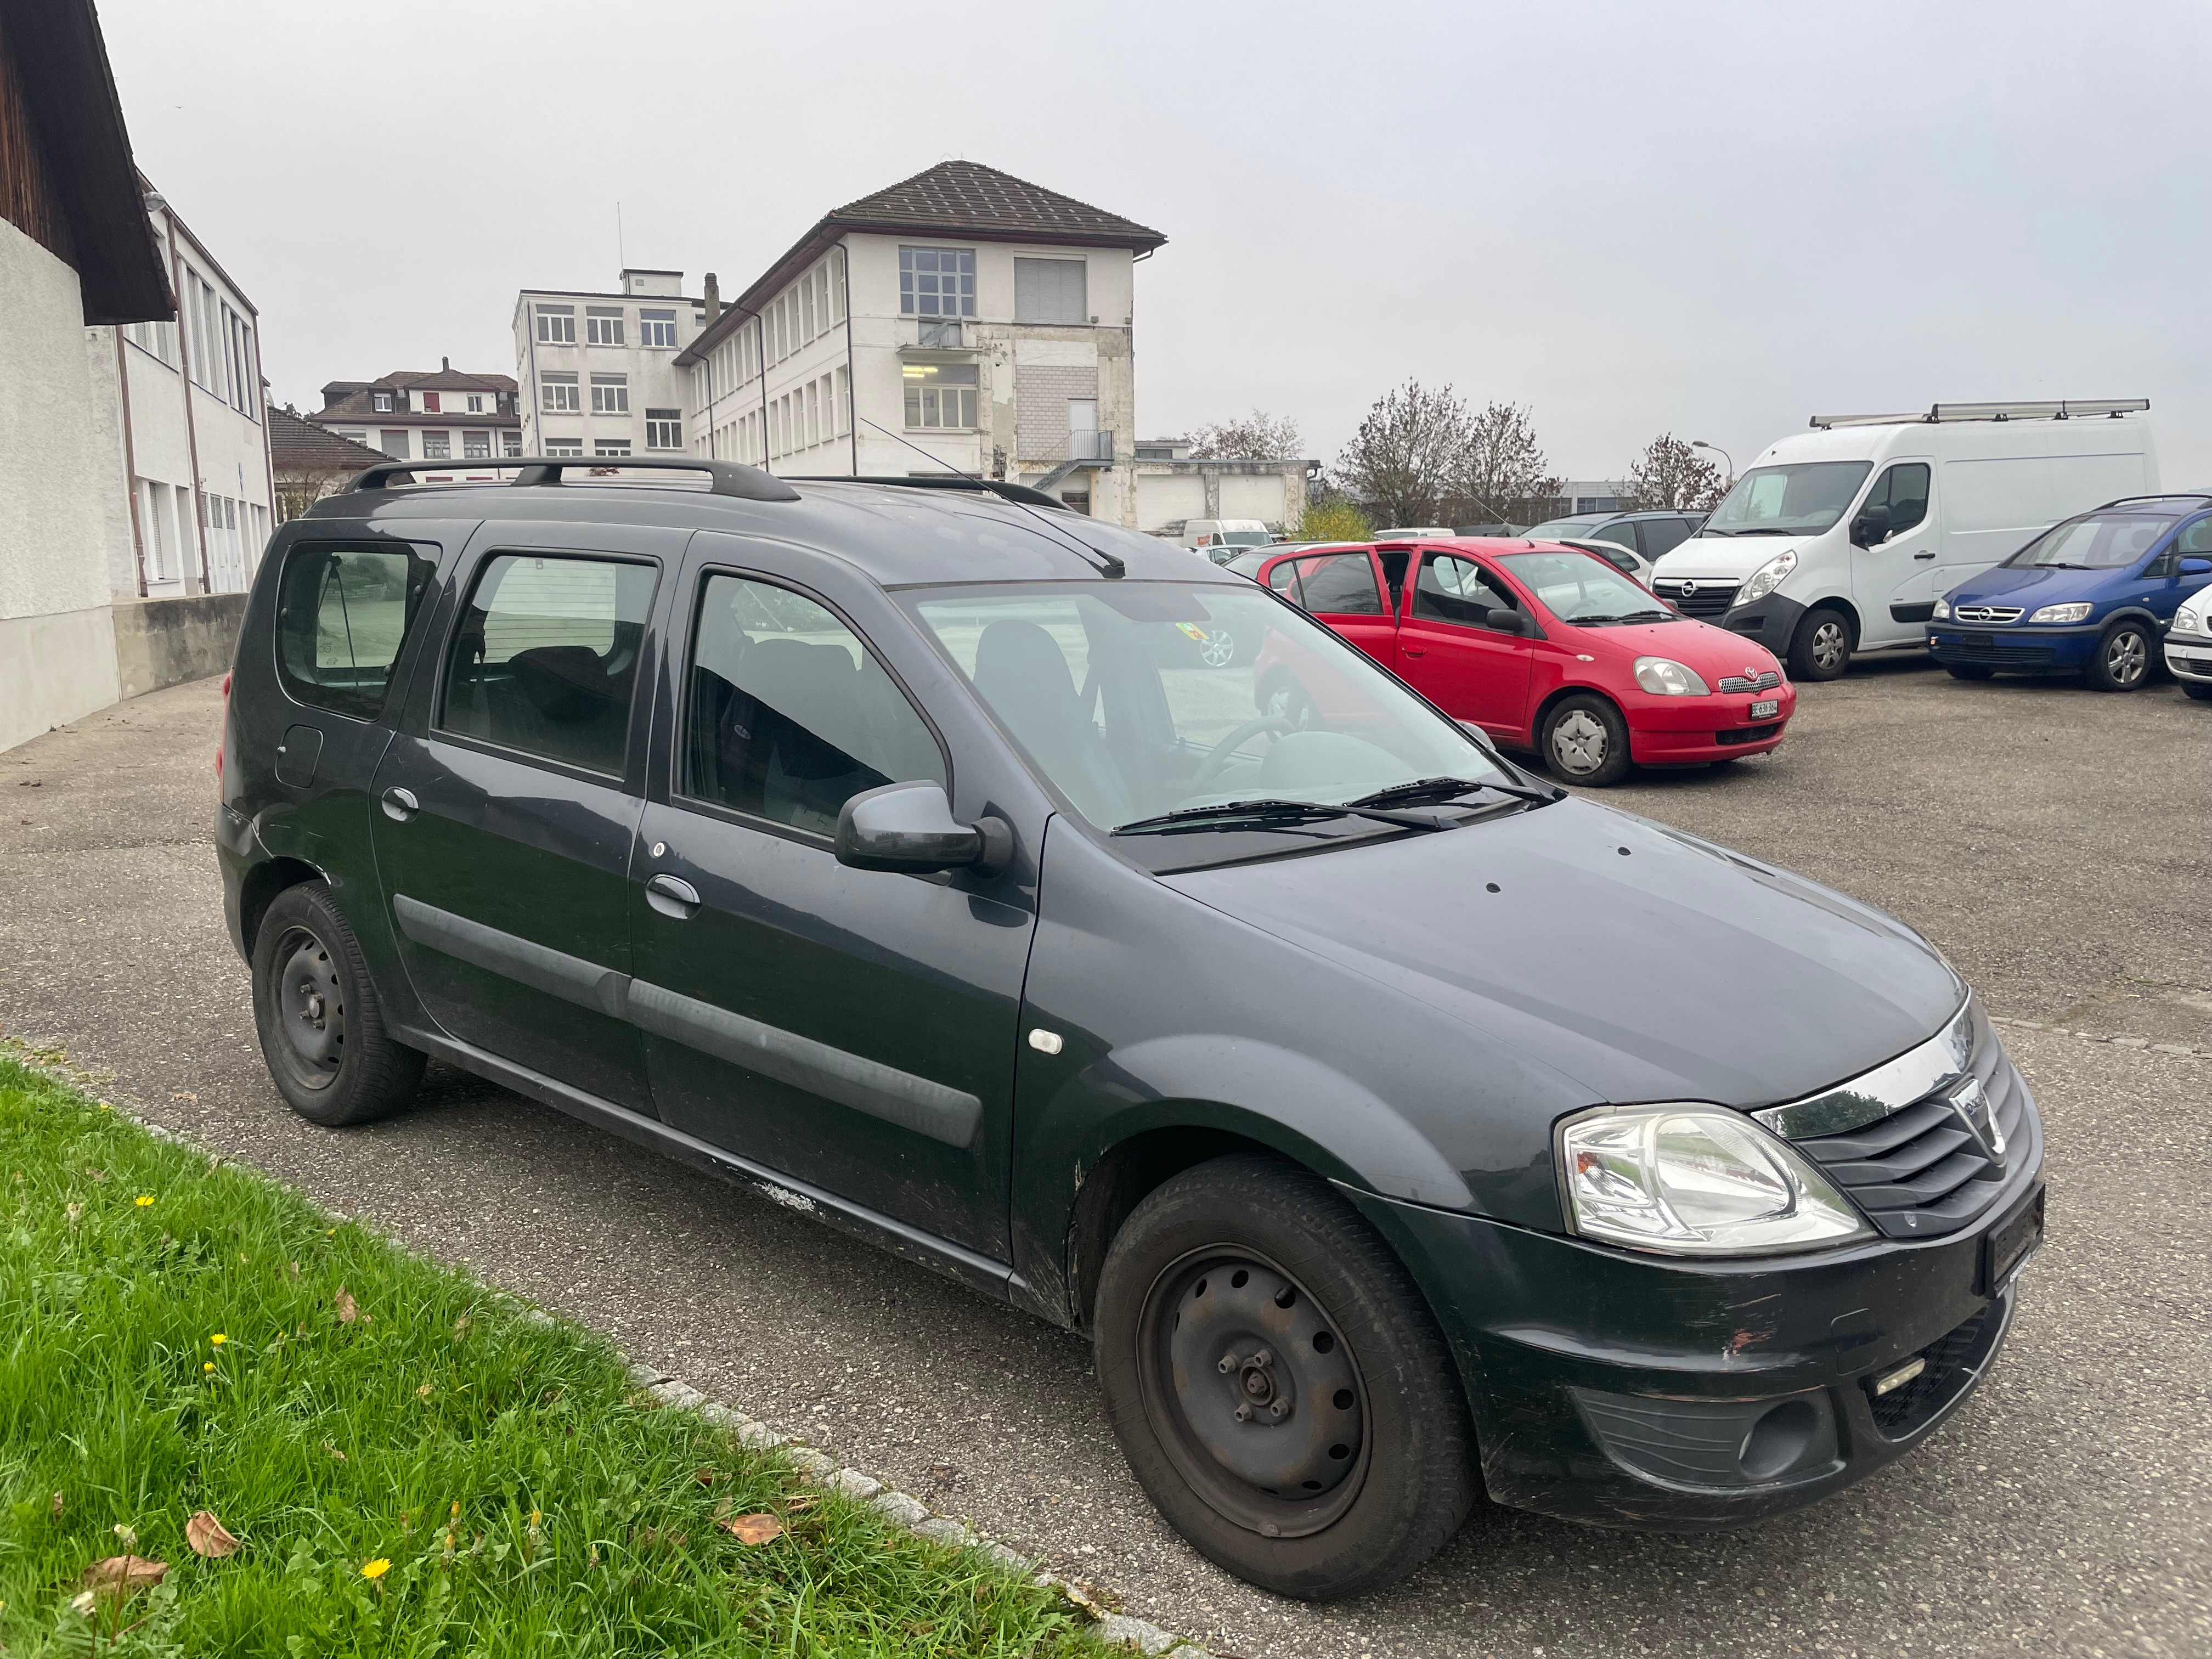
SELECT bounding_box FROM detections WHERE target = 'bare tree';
[1626,433,1727,511]
[1335,381,1470,526]
[1188,409,1303,460]
[1449,401,1560,526]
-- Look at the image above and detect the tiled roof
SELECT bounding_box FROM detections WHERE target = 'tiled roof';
[267,407,388,475]
[829,161,1165,250]
[313,368,520,425]
[373,368,517,393]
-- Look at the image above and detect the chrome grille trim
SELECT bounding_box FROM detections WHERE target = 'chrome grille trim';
[1716,670,1782,694]
[1951,606,2023,624]
[1752,997,1976,1140]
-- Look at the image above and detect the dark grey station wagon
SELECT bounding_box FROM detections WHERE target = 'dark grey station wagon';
[219,458,2044,1599]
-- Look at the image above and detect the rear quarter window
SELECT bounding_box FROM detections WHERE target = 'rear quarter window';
[274,542,438,721]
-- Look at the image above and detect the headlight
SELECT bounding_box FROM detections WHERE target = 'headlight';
[1735,549,1798,606]
[2171,608,2205,635]
[1632,657,1710,696]
[1931,597,1951,620]
[1558,1103,1872,1256]
[2029,602,2093,624]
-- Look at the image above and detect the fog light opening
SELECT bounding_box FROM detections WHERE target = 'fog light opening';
[1737,1398,1819,1482]
[1871,1356,1926,1398]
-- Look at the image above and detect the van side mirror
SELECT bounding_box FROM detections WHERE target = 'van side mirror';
[836,782,1012,877]
[1485,607,1527,634]
[2180,556,2211,577]
[1850,504,1893,548]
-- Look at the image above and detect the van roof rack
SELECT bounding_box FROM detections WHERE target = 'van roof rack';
[788,474,1070,511]
[1808,399,2149,430]
[343,455,801,502]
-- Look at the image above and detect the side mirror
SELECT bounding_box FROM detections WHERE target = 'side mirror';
[1485,607,1527,634]
[1457,719,1501,754]
[2179,557,2211,577]
[1850,504,1892,548]
[835,782,1012,877]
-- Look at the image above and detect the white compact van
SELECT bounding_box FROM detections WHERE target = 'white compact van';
[1182,518,1275,565]
[1649,400,2158,679]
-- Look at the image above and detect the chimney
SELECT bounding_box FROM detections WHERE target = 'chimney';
[703,272,721,325]
[441,355,450,372]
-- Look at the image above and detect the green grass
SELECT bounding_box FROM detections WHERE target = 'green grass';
[0,1052,1111,1657]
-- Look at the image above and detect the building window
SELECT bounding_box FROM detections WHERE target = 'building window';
[372,392,393,413]
[463,431,492,459]
[503,432,524,457]
[590,374,629,415]
[537,305,576,343]
[1014,257,1088,324]
[467,394,484,413]
[544,438,584,456]
[904,363,978,429]
[338,431,367,445]
[645,409,681,450]
[379,430,411,459]
[640,307,678,348]
[541,372,580,413]
[900,246,975,318]
[586,307,625,346]
[422,432,451,459]
[595,439,632,458]
[422,391,442,413]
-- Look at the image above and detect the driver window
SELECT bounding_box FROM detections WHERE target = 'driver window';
[1412,554,1517,630]
[1864,464,1931,538]
[1291,553,1384,615]
[2174,518,2212,557]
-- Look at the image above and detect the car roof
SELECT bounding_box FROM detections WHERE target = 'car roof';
[298,474,1237,589]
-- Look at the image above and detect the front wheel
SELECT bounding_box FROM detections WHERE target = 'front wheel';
[251,882,424,1126]
[2084,620,2153,691]
[1093,1156,1477,1600]
[2183,680,2212,702]
[1788,606,1856,681]
[1540,693,1633,787]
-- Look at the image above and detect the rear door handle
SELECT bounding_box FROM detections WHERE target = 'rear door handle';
[380,787,419,822]
[645,873,703,919]
[1402,647,1426,658]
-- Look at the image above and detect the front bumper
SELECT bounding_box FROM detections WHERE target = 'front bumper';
[1344,1085,2043,1530]
[1926,622,2101,673]
[2162,637,2212,680]
[1695,592,1803,658]
[1623,684,1797,765]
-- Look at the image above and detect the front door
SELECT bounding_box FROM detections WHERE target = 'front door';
[370,530,673,1111]
[1395,550,1534,737]
[628,540,1033,1260]
[1851,461,1936,644]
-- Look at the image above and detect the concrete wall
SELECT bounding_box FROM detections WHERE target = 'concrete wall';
[112,592,248,701]
[0,607,122,753]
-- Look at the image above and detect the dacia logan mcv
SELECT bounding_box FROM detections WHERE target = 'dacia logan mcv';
[219,458,2045,1600]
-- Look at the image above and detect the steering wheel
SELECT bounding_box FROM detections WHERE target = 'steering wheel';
[1191,716,1294,788]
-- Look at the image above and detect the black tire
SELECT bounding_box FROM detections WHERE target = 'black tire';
[1539,692,1633,787]
[1788,606,1855,681]
[2084,620,2154,692]
[1257,673,1321,732]
[2184,680,2212,702]
[251,881,424,1126]
[1093,1155,1477,1600]
[1944,663,1995,681]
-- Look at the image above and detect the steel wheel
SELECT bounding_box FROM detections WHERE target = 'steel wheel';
[1548,708,1611,777]
[269,925,345,1093]
[1136,1249,1368,1538]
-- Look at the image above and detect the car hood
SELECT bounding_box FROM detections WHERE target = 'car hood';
[1651,533,1816,582]
[1163,798,1959,1111]
[1948,562,2117,605]
[1568,616,1786,679]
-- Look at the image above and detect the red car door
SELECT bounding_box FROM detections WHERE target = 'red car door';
[1396,550,1535,737]
[1280,550,1397,666]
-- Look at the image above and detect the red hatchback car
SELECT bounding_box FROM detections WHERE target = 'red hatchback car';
[1237,540,1796,785]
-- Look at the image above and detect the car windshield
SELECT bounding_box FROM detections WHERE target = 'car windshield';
[1524,518,1605,539]
[1499,552,1671,623]
[1222,551,1272,577]
[906,583,1512,833]
[1216,529,1272,547]
[2002,510,2179,570]
[1700,461,1872,537]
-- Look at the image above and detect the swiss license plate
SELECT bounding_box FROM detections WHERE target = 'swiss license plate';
[1983,1184,2045,1293]
[1750,698,1780,719]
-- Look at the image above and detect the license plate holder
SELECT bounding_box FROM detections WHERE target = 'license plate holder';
[1964,632,1994,647]
[1750,698,1779,719]
[1982,1183,2045,1293]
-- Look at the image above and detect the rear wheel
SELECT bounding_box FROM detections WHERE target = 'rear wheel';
[1944,663,1995,681]
[1540,693,1633,787]
[2084,620,2153,691]
[251,882,424,1127]
[1093,1155,1476,1600]
[2183,681,2212,702]
[1788,607,1855,681]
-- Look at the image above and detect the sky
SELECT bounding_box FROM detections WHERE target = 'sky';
[100,0,2212,485]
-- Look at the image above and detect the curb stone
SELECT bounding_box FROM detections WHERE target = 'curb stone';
[1989,1013,2209,1061]
[0,1044,1210,1659]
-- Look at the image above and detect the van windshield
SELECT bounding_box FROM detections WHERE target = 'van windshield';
[1701,462,1872,537]
[2003,510,2180,571]
[906,583,1512,836]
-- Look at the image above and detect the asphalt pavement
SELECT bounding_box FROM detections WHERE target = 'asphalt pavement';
[2,658,2207,1659]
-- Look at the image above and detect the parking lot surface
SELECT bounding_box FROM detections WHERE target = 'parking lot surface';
[3,659,2207,1659]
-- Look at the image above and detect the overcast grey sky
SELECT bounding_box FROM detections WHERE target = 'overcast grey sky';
[102,0,2212,483]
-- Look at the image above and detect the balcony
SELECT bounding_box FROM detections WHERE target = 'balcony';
[1068,428,1115,461]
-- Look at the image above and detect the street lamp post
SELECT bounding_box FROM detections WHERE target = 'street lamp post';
[1691,440,1734,492]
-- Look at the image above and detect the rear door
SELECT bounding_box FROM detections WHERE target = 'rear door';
[1280,550,1396,665]
[1395,550,1534,736]
[369,522,680,1110]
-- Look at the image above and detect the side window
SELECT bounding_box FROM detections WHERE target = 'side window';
[682,574,947,838]
[1293,553,1384,615]
[440,553,656,775]
[1867,464,1931,537]
[1412,554,1518,630]
[1264,560,1303,603]
[1593,521,1642,556]
[2171,517,2212,557]
[275,543,437,720]
[1643,517,1694,558]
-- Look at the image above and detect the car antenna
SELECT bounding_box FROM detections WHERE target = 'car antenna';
[855,416,1125,578]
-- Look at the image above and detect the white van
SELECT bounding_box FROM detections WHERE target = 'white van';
[1182,519,1274,564]
[1649,400,2158,679]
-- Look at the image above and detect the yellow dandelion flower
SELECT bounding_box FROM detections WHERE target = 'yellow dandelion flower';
[360,1558,391,1581]
[210,1334,227,1346]
[134,1195,154,1207]
[203,1362,215,1373]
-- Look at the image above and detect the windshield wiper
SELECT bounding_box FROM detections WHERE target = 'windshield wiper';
[1113,789,1509,837]
[1733,527,1801,536]
[1347,775,1559,809]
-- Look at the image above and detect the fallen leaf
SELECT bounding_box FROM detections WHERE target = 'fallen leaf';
[783,1493,820,1514]
[65,1203,81,1224]
[334,1288,357,1324]
[49,1491,63,1518]
[323,1441,347,1462]
[415,1383,433,1398]
[85,1167,105,1182]
[719,1513,782,1545]
[451,1314,471,1340]
[69,1589,98,1615]
[185,1511,240,1558]
[170,1091,197,1104]
[693,1468,716,1487]
[78,1555,167,1595]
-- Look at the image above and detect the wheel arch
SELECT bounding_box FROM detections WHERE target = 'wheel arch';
[1530,681,1624,751]
[1798,593,1861,637]
[238,855,328,956]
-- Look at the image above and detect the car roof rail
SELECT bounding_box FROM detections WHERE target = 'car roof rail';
[1809,398,2150,429]
[342,455,802,503]
[788,473,1070,511]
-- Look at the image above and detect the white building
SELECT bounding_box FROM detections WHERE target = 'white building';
[676,162,1166,524]
[511,269,707,460]
[307,361,522,477]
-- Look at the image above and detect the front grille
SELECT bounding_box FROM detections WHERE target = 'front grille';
[1786,1009,2027,1239]
[1939,639,2057,665]
[1716,721,1783,746]
[1654,580,1738,617]
[1864,1297,2007,1439]
[1716,670,1782,694]
[1951,605,2023,623]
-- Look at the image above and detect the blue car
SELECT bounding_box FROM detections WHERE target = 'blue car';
[1928,493,2212,689]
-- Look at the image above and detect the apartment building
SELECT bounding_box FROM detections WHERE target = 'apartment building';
[675,161,1167,524]
[308,361,522,477]
[511,269,707,459]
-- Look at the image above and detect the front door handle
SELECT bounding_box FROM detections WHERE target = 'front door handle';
[645,873,703,919]
[1402,646,1426,658]
[380,787,419,822]
[1913,550,1936,561]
